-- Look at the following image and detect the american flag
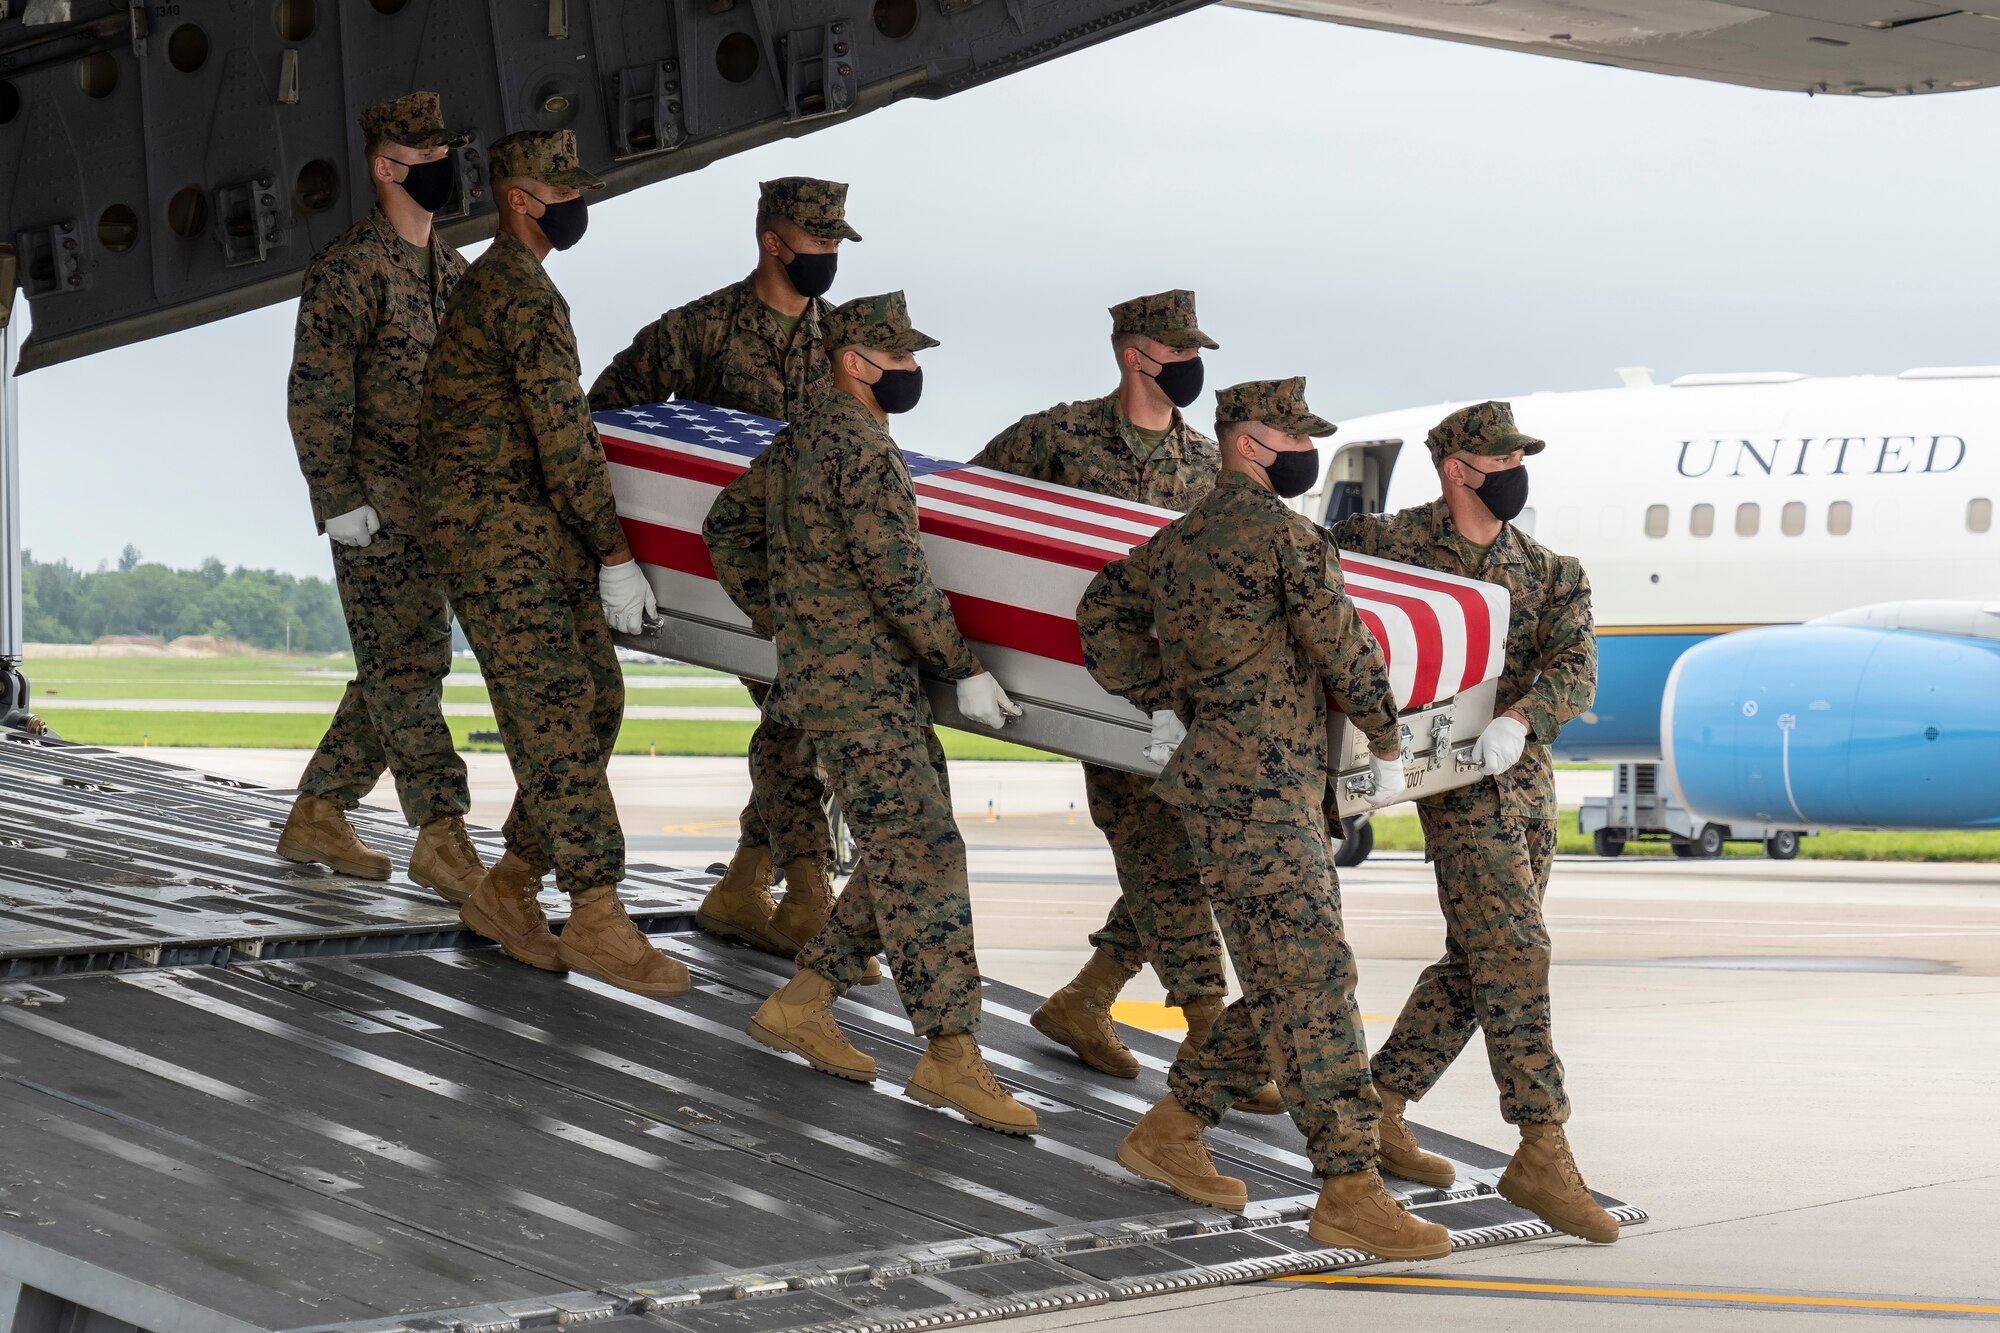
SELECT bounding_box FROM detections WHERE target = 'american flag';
[599,400,1505,715]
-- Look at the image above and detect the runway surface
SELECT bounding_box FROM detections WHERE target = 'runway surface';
[129,747,2000,1329]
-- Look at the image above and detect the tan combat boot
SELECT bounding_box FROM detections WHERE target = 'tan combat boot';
[557,886,692,998]
[695,844,788,954]
[1308,1168,1453,1260]
[1030,949,1140,1078]
[1377,1086,1456,1188]
[906,1033,1040,1135]
[767,856,834,955]
[1498,1122,1620,1243]
[1115,1095,1248,1211]
[409,816,486,906]
[1179,995,1284,1115]
[747,969,877,1082]
[277,793,391,881]
[460,851,564,972]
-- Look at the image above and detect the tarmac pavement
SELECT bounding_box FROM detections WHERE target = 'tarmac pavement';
[127,746,2000,1328]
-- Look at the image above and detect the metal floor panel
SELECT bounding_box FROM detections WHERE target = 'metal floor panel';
[0,733,703,975]
[0,734,1648,1333]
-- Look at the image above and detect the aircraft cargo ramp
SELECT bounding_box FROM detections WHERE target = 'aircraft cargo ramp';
[0,731,1647,1333]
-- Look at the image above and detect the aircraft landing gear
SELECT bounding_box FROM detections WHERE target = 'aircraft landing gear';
[1333,814,1374,868]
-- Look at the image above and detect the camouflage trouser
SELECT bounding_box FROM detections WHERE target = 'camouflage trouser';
[1371,784,1568,1125]
[796,723,979,1037]
[1083,764,1227,1005]
[738,681,835,867]
[1171,806,1378,1177]
[299,532,468,825]
[456,575,625,894]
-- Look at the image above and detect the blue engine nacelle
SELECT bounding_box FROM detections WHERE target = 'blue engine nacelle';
[1662,621,2000,830]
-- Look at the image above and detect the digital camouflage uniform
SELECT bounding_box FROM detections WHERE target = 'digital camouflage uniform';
[592,178,856,871]
[1328,400,1597,1126]
[1080,379,1403,1176]
[417,131,628,896]
[970,289,1226,1005]
[288,92,470,826]
[708,292,988,1037]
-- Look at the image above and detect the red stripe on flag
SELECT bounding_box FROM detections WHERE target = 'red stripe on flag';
[621,517,1087,664]
[624,518,715,579]
[917,510,1120,572]
[914,478,1155,549]
[603,435,747,488]
[948,468,1177,529]
[1356,584,1445,707]
[1341,554,1496,693]
[945,590,1087,665]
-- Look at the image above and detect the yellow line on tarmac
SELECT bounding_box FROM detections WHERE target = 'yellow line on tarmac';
[657,819,742,834]
[1283,1274,2000,1317]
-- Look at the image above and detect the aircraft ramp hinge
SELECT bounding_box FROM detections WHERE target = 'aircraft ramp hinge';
[780,20,858,121]
[12,219,82,298]
[609,61,689,157]
[211,175,280,268]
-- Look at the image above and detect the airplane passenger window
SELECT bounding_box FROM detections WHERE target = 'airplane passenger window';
[1644,505,1668,538]
[1970,498,1993,534]
[1781,501,1805,536]
[1690,503,1714,537]
[1828,500,1852,535]
[1736,502,1759,536]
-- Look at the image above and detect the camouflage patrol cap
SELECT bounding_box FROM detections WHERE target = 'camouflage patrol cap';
[1213,377,1337,437]
[1109,289,1218,351]
[1425,400,1545,464]
[825,290,939,355]
[358,92,468,151]
[488,130,605,191]
[760,177,862,242]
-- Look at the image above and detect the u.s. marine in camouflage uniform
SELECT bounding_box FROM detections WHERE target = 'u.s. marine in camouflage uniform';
[1079,378,1450,1262]
[1328,400,1619,1245]
[418,129,687,1001]
[591,178,858,962]
[971,290,1252,1095]
[712,292,1039,1137]
[277,92,484,904]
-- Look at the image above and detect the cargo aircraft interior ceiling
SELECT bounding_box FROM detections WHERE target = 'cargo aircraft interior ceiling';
[2,0,1996,373]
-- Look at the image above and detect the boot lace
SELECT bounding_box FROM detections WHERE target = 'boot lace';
[1554,1135,1586,1192]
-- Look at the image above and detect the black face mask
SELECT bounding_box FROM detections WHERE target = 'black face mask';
[1256,442,1321,499]
[1466,462,1530,522]
[1144,353,1205,409]
[776,242,838,299]
[391,156,456,213]
[530,194,589,251]
[862,358,924,414]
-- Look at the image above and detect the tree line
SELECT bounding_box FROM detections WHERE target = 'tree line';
[23,547,352,653]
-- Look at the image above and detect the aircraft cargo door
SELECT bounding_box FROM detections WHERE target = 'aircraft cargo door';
[1317,438,1403,525]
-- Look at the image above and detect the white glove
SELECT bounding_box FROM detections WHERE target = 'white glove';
[1367,751,1406,804]
[1144,709,1187,765]
[956,672,1024,730]
[598,559,658,635]
[325,504,381,548]
[1474,714,1529,776]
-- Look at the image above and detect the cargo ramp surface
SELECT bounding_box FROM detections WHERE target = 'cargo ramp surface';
[0,733,1646,1333]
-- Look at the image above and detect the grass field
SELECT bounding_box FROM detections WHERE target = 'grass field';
[1367,810,2000,863]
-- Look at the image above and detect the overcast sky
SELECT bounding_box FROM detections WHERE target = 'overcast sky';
[15,8,1998,579]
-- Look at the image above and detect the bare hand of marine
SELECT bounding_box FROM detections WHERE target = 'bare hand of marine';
[1474,712,1529,776]
[957,673,1024,730]
[598,556,658,635]
[1144,708,1186,765]
[1367,749,1407,804]
[325,504,381,549]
